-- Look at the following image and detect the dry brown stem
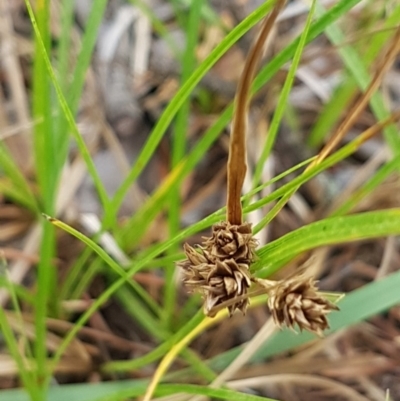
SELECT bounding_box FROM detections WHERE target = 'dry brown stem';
[227,0,286,225]
[312,24,400,167]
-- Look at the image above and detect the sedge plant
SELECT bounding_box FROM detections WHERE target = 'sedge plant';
[0,0,400,400]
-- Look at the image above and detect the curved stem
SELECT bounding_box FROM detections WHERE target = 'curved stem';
[227,0,286,224]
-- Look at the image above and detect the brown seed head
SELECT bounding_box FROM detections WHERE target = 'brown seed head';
[267,275,339,336]
[203,221,257,263]
[178,223,256,317]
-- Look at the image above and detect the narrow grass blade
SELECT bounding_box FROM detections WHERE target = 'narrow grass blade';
[55,0,109,173]
[0,263,37,399]
[308,4,400,148]
[165,0,203,330]
[253,208,400,276]
[0,382,279,401]
[23,0,110,210]
[313,2,400,154]
[332,158,399,216]
[43,215,164,332]
[0,145,38,212]
[253,0,316,187]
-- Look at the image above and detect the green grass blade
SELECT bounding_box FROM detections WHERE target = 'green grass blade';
[113,285,169,340]
[312,2,400,154]
[165,0,203,330]
[253,208,400,276]
[0,381,279,401]
[331,158,399,216]
[104,383,279,401]
[127,0,181,58]
[44,216,162,318]
[23,0,110,210]
[0,145,38,211]
[253,0,316,187]
[0,264,37,399]
[56,0,74,94]
[59,247,93,302]
[32,0,53,209]
[308,4,400,148]
[30,1,56,397]
[54,0,109,174]
[67,0,108,115]
[308,80,355,147]
[53,0,75,171]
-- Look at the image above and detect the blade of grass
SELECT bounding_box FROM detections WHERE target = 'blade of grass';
[30,1,56,397]
[0,178,37,212]
[0,381,280,401]
[23,0,110,211]
[67,0,108,116]
[253,208,400,276]
[331,158,399,216]
[55,0,74,94]
[44,216,162,318]
[59,247,93,302]
[32,0,53,209]
[113,285,169,340]
[145,383,280,401]
[127,0,181,58]
[53,0,75,172]
[312,2,400,155]
[252,0,316,188]
[308,3,400,148]
[165,0,203,330]
[0,263,37,400]
[55,0,109,174]
[247,109,400,223]
[0,145,38,212]
[68,256,101,301]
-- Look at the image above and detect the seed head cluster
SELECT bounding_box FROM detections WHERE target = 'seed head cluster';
[178,222,257,316]
[178,223,339,335]
[263,273,339,336]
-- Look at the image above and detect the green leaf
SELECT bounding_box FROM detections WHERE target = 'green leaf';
[0,382,279,401]
[254,208,400,276]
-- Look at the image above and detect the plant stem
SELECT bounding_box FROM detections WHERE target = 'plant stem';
[226,0,285,225]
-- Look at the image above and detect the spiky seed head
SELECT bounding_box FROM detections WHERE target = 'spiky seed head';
[267,275,339,336]
[178,222,256,317]
[203,221,257,264]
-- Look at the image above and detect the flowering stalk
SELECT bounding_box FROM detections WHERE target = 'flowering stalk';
[178,0,285,317]
[227,0,285,225]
